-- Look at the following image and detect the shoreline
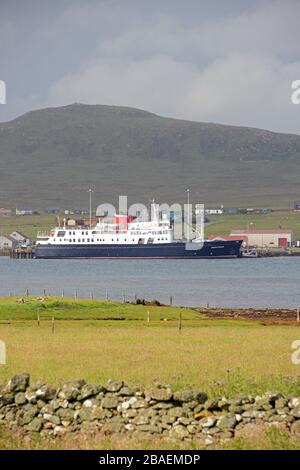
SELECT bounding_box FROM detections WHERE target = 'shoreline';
[0,296,299,324]
[193,306,300,324]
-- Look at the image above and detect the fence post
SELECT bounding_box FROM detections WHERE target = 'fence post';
[74,290,77,300]
[170,295,173,306]
[297,309,300,323]
[52,317,55,334]
[178,311,182,333]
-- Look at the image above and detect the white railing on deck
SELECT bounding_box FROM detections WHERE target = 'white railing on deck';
[37,231,50,238]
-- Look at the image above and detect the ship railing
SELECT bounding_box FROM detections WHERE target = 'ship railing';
[97,228,131,234]
[37,231,50,239]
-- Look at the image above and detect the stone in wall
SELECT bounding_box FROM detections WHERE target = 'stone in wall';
[0,374,300,445]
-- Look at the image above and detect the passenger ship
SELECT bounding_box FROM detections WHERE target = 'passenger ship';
[35,204,242,259]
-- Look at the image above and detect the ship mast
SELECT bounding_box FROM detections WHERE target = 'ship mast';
[88,188,94,228]
[186,188,190,241]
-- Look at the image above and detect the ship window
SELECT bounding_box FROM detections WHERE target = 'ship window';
[69,240,71,243]
[73,239,76,242]
[91,239,94,242]
[82,232,84,235]
[87,238,90,242]
[73,232,75,235]
[86,232,88,235]
[69,232,72,235]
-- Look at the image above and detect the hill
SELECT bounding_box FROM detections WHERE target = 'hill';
[0,103,300,208]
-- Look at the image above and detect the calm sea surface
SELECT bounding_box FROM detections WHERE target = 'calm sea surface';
[0,257,299,308]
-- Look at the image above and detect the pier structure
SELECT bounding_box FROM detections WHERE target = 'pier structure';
[10,247,35,259]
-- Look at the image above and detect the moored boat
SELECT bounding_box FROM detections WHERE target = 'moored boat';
[35,203,242,259]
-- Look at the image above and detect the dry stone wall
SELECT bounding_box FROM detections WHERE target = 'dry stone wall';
[1,374,300,445]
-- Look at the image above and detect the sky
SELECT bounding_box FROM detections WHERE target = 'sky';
[0,0,299,134]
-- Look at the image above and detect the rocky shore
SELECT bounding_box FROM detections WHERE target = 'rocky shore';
[196,306,300,323]
[1,374,300,445]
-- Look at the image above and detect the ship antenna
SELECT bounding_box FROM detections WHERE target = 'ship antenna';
[88,188,94,228]
[186,188,190,241]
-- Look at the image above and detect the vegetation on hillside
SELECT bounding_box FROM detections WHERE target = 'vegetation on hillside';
[1,104,300,207]
[1,210,299,240]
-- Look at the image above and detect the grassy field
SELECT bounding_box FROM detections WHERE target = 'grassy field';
[1,424,299,450]
[206,211,300,239]
[1,298,300,395]
[0,214,54,240]
[1,210,300,240]
[1,297,300,449]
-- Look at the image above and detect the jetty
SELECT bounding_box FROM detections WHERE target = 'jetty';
[10,247,35,259]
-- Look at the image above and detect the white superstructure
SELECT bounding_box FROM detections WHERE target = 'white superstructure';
[37,203,174,246]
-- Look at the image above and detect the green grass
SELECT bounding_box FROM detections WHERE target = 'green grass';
[0,214,54,240]
[1,210,300,241]
[0,298,300,396]
[2,103,300,211]
[1,297,300,449]
[0,297,202,321]
[205,210,300,239]
[1,423,300,450]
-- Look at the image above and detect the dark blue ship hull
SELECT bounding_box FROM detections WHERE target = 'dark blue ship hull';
[34,240,242,259]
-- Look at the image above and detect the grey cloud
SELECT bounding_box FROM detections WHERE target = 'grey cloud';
[0,0,299,135]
